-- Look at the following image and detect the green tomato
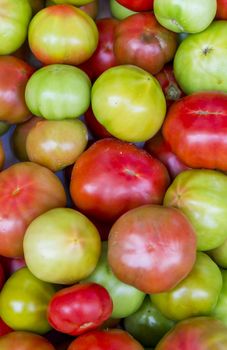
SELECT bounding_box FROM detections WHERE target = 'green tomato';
[164,169,227,251]
[174,21,227,94]
[124,296,174,348]
[25,64,91,120]
[151,252,223,321]
[0,0,32,55]
[91,65,166,142]
[211,269,227,325]
[110,0,137,20]
[83,242,145,319]
[154,0,216,33]
[51,0,93,4]
[208,238,227,269]
[23,208,101,285]
[0,267,56,334]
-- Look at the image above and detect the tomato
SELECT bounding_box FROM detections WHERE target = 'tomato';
[144,132,190,179]
[28,0,45,14]
[208,238,227,269]
[50,0,95,5]
[110,0,137,20]
[0,56,34,124]
[26,119,88,172]
[152,252,223,321]
[0,261,5,290]
[0,256,26,278]
[216,0,227,19]
[0,331,55,350]
[84,107,111,139]
[114,13,178,75]
[155,317,227,350]
[28,5,98,65]
[164,169,227,251]
[0,141,5,170]
[0,0,32,55]
[0,318,12,336]
[83,242,145,318]
[47,283,113,335]
[108,204,196,294]
[70,138,170,222]
[211,269,227,326]
[68,329,144,350]
[0,267,56,334]
[46,0,99,19]
[23,208,101,284]
[0,162,66,257]
[115,0,153,11]
[91,65,166,142]
[11,116,42,161]
[123,296,175,348]
[79,18,119,81]
[25,64,91,120]
[154,0,216,33]
[162,92,227,171]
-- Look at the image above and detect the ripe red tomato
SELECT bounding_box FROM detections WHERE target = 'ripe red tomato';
[115,0,153,11]
[0,331,55,350]
[108,205,197,293]
[0,317,12,337]
[68,329,144,350]
[216,0,227,19]
[70,138,170,222]
[84,107,112,139]
[0,162,67,257]
[114,13,177,75]
[0,256,26,278]
[48,283,113,335]
[162,91,227,171]
[0,56,34,124]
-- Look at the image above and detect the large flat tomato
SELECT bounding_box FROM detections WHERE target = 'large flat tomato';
[0,331,55,350]
[70,138,170,222]
[108,204,196,294]
[0,162,66,257]
[162,91,227,171]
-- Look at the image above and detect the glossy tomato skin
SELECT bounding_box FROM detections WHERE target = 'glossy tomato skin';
[144,132,190,179]
[70,138,170,222]
[110,0,137,20]
[46,0,99,19]
[114,13,178,75]
[68,329,144,350]
[162,92,227,171]
[108,205,197,294]
[211,269,227,326]
[116,0,153,11]
[0,162,66,257]
[79,18,119,81]
[28,5,98,65]
[155,317,227,350]
[0,56,34,124]
[216,0,227,19]
[0,331,56,350]
[48,283,113,336]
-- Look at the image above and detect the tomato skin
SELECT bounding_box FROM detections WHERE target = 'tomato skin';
[84,107,112,139]
[70,138,170,222]
[156,317,227,350]
[0,56,34,124]
[108,204,196,294]
[0,331,56,350]
[68,329,144,350]
[0,318,12,336]
[114,13,178,75]
[0,162,67,257]
[162,91,227,171]
[216,0,227,19]
[28,5,98,65]
[116,0,153,11]
[0,256,26,278]
[48,283,113,336]
[0,141,5,170]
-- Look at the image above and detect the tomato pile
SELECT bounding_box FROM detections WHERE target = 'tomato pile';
[1,0,227,349]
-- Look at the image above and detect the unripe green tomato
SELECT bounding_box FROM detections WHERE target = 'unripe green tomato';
[211,269,227,326]
[0,267,56,334]
[110,0,137,20]
[25,64,91,120]
[208,238,227,269]
[51,0,93,5]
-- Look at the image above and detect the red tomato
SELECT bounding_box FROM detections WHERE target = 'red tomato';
[162,91,227,171]
[144,132,190,179]
[114,13,177,75]
[0,56,34,124]
[155,64,184,107]
[79,18,119,81]
[48,283,113,335]
[0,317,12,337]
[108,205,197,294]
[68,329,144,350]
[0,256,26,278]
[115,0,153,11]
[84,107,111,139]
[70,138,170,222]
[0,162,67,257]
[0,331,55,350]
[216,0,227,19]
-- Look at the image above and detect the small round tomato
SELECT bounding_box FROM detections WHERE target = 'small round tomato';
[68,329,144,350]
[108,204,196,294]
[0,331,55,350]
[48,283,113,335]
